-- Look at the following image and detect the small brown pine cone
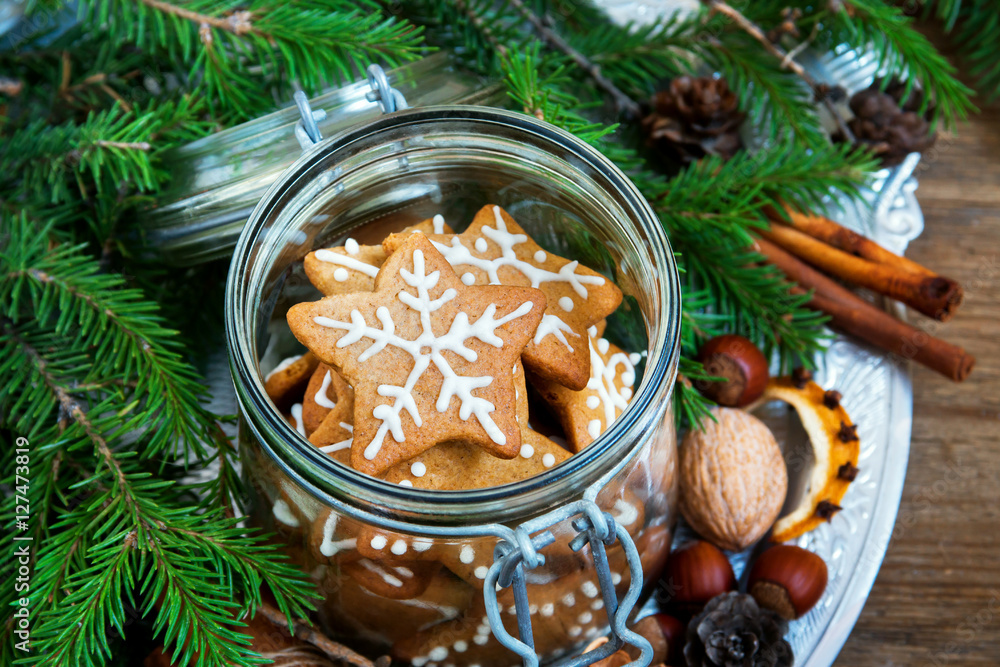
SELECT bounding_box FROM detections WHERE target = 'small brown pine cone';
[642,76,746,164]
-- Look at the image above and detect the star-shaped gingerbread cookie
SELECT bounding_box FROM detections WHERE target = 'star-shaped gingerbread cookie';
[304,216,453,296]
[529,330,640,452]
[380,361,571,489]
[287,233,546,476]
[383,205,622,391]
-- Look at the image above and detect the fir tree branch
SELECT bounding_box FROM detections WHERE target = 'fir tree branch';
[830,0,976,126]
[505,0,641,118]
[926,0,1000,101]
[138,0,255,35]
[701,0,855,142]
[449,0,508,57]
[1,212,220,460]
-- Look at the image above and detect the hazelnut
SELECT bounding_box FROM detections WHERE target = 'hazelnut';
[679,408,788,551]
[696,335,769,407]
[652,613,686,664]
[661,540,737,615]
[748,545,828,620]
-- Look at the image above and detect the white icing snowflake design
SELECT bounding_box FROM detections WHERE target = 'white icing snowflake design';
[586,337,636,439]
[313,247,537,463]
[431,206,601,351]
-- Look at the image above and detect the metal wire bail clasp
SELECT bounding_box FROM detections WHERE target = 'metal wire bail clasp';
[293,89,327,150]
[482,500,654,667]
[292,64,410,151]
[366,63,409,113]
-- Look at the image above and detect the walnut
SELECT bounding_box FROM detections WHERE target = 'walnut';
[679,408,788,551]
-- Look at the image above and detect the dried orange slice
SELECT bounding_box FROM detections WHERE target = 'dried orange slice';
[761,376,861,542]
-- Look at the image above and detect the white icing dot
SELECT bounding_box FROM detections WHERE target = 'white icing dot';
[345,238,360,255]
[558,296,574,312]
[591,600,604,610]
[453,641,468,653]
[629,352,642,364]
[477,624,490,635]
[621,387,633,400]
[622,371,635,387]
[587,419,602,439]
[470,664,481,667]
[475,238,488,253]
[411,461,427,477]
[391,539,408,555]
[597,338,610,354]
[519,444,534,459]
[611,572,622,585]
[529,604,538,615]
[432,214,446,234]
[562,593,576,607]
[533,250,547,263]
[569,626,582,637]
[542,453,556,468]
[586,627,600,638]
[578,611,593,623]
[398,479,413,487]
[428,647,448,661]
[412,658,428,667]
[333,268,349,282]
[474,566,488,579]
[411,539,433,552]
[370,535,387,550]
[586,395,601,410]
[540,603,554,617]
[460,545,475,564]
[461,272,476,285]
[581,581,599,598]
[473,635,489,646]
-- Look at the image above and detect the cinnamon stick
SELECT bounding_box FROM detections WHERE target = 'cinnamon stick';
[766,205,934,276]
[754,237,974,382]
[757,223,963,321]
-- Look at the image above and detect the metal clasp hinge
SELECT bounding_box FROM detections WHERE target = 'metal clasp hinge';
[292,63,410,150]
[483,500,653,667]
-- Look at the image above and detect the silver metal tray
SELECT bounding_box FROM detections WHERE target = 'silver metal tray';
[596,1,917,663]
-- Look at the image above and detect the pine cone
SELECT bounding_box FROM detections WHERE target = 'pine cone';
[643,76,746,164]
[684,592,793,667]
[841,80,936,167]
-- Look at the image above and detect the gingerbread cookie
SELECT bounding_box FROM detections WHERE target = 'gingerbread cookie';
[529,333,639,452]
[270,480,319,536]
[302,363,354,435]
[288,233,546,476]
[307,413,355,463]
[393,566,622,667]
[308,508,361,564]
[341,558,442,600]
[317,566,474,647]
[265,351,319,409]
[383,205,622,390]
[304,216,453,296]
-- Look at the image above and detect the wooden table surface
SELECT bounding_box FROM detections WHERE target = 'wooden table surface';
[834,41,1000,667]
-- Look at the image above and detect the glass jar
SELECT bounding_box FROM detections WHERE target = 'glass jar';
[225,105,682,667]
[142,54,500,266]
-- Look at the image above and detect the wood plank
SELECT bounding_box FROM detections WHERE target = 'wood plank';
[834,25,1000,667]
